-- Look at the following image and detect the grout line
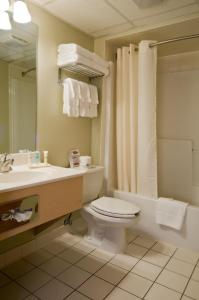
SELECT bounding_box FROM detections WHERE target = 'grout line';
[179,257,199,300]
[103,238,160,299]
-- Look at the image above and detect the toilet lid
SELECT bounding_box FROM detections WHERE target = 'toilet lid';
[91,197,140,218]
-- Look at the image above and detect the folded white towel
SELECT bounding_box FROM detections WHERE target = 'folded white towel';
[57,53,109,76]
[58,43,92,59]
[63,78,79,117]
[156,197,188,230]
[92,53,109,68]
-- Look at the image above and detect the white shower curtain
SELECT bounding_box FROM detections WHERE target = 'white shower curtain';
[116,44,138,192]
[116,41,157,197]
[99,62,116,195]
[137,41,157,198]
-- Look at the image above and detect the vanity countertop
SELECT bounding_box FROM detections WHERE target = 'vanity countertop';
[0,165,86,193]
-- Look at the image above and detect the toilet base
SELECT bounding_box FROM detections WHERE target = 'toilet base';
[81,206,138,254]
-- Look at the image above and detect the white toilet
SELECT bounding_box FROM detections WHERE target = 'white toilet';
[80,166,140,253]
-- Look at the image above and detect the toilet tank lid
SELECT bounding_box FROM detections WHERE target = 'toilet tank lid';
[91,196,140,216]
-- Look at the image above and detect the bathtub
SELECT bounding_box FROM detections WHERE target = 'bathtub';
[114,190,199,251]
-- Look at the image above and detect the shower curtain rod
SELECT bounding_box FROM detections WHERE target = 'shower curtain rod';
[149,33,199,48]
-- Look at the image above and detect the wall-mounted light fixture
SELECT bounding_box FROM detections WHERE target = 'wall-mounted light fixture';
[0,0,31,30]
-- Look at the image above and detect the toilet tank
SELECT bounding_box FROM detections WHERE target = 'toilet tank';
[82,166,104,204]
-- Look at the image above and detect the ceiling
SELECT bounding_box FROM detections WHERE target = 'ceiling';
[0,22,37,69]
[30,0,199,38]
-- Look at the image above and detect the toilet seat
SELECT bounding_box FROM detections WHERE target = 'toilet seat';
[90,196,140,218]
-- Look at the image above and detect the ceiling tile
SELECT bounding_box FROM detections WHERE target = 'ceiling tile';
[43,0,126,34]
[134,4,199,26]
[91,22,133,38]
[107,0,196,21]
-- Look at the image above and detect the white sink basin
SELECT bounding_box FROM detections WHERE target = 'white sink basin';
[0,165,86,192]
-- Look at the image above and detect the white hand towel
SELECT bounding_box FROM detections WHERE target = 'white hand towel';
[63,78,79,117]
[92,53,109,68]
[89,84,99,104]
[156,197,188,230]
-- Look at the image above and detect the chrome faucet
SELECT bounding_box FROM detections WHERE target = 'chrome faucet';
[0,154,14,173]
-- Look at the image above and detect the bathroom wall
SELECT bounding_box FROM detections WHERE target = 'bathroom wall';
[0,60,9,153]
[28,2,94,166]
[0,2,94,254]
[157,50,199,206]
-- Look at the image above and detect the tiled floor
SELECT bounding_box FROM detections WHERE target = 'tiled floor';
[0,231,199,300]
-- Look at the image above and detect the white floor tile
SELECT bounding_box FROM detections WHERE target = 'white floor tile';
[185,279,199,299]
[57,265,91,289]
[76,254,106,274]
[152,242,176,256]
[21,240,36,257]
[166,258,195,277]
[131,260,162,281]
[58,247,87,264]
[25,295,38,300]
[91,248,115,262]
[44,240,68,255]
[39,256,71,276]
[66,291,90,300]
[126,243,148,259]
[24,249,53,266]
[57,233,81,246]
[174,248,199,265]
[73,240,96,253]
[0,272,10,287]
[2,259,34,280]
[110,253,138,270]
[106,287,140,300]
[16,268,51,293]
[78,275,114,300]
[96,263,128,285]
[0,282,29,300]
[181,296,194,300]
[34,278,73,300]
[126,230,138,244]
[144,283,181,300]
[156,269,189,293]
[192,267,199,282]
[133,236,156,249]
[118,272,153,298]
[143,250,170,267]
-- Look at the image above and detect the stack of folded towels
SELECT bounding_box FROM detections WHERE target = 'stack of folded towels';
[63,78,99,118]
[57,43,109,76]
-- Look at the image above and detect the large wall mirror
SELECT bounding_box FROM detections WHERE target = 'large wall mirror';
[0,22,37,154]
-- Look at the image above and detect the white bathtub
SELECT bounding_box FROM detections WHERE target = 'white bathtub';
[114,190,199,251]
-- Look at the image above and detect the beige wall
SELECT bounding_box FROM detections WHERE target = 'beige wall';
[0,60,9,153]
[28,2,94,166]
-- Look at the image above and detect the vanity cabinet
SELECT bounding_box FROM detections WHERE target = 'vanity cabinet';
[0,176,83,241]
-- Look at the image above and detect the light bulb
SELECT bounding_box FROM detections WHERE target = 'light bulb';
[0,0,10,12]
[0,11,11,30]
[13,1,31,24]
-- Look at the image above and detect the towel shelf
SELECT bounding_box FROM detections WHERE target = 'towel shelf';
[58,62,105,84]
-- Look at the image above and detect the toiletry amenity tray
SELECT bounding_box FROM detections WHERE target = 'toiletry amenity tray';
[58,62,105,83]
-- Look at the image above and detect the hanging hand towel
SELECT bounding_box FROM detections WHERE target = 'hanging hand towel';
[89,84,99,118]
[79,81,90,117]
[63,78,79,117]
[156,197,188,230]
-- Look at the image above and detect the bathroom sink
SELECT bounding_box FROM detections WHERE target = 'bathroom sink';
[0,171,47,183]
[0,165,86,193]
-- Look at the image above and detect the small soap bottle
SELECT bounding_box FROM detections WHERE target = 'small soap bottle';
[34,151,40,164]
[43,151,48,165]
